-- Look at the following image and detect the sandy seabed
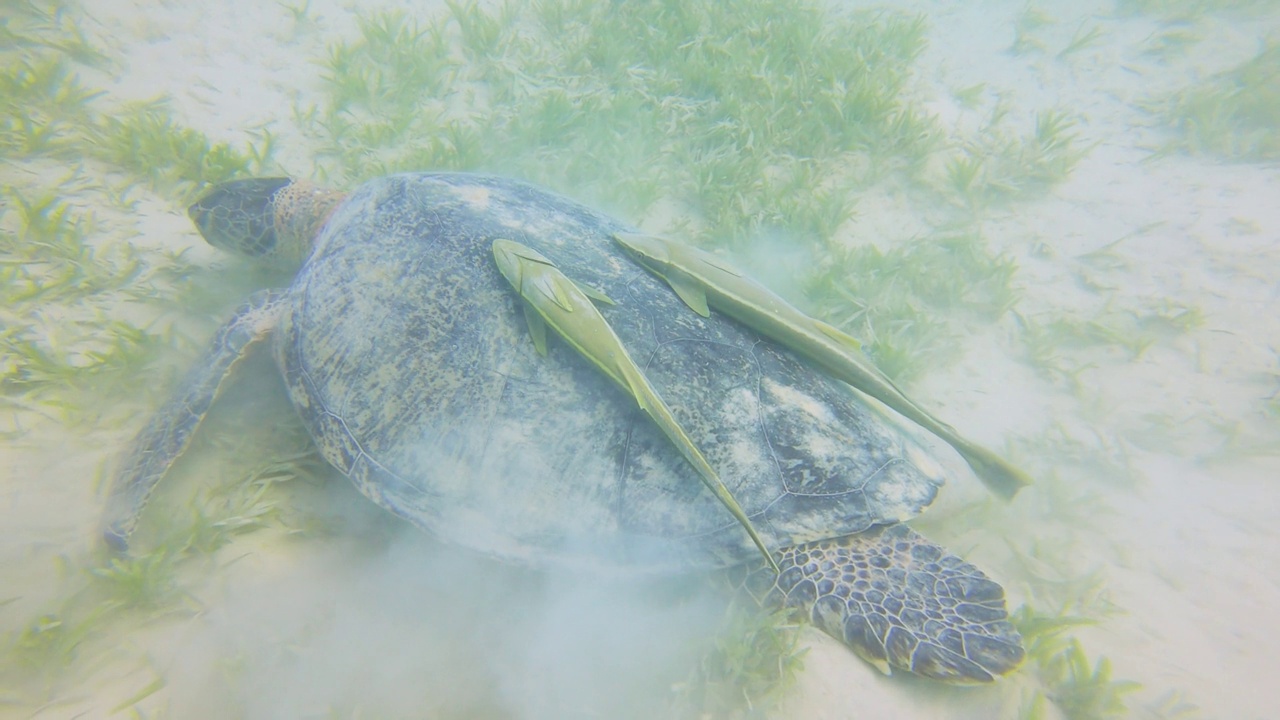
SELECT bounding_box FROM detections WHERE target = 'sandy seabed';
[2,0,1278,718]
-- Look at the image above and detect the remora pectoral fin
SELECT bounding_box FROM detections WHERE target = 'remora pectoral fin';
[816,320,863,351]
[522,303,549,356]
[666,268,711,317]
[575,282,615,306]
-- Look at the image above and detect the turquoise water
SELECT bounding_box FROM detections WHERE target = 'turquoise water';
[2,0,1278,717]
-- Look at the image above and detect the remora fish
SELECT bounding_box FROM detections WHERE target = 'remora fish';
[613,231,1032,500]
[491,239,780,572]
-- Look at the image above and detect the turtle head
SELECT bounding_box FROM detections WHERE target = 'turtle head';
[188,177,345,269]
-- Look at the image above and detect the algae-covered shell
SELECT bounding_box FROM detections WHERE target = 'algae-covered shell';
[281,173,943,570]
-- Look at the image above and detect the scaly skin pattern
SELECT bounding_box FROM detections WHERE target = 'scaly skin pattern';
[186,177,342,270]
[737,524,1024,682]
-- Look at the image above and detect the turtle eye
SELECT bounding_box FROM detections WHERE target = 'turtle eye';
[187,177,293,258]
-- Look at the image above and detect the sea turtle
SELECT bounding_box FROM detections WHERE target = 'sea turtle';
[103,173,1024,683]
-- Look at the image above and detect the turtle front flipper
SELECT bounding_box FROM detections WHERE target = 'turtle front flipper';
[101,289,287,551]
[491,239,780,574]
[739,524,1024,683]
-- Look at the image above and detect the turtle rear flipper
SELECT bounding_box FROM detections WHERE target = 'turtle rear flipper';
[741,524,1024,683]
[101,290,286,551]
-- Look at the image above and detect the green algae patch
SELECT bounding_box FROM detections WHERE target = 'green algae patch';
[308,1,937,245]
[1154,43,1280,161]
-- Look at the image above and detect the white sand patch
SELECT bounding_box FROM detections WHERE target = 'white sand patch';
[5,0,1279,718]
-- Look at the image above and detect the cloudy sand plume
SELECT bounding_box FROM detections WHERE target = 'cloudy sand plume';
[2,0,1278,718]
